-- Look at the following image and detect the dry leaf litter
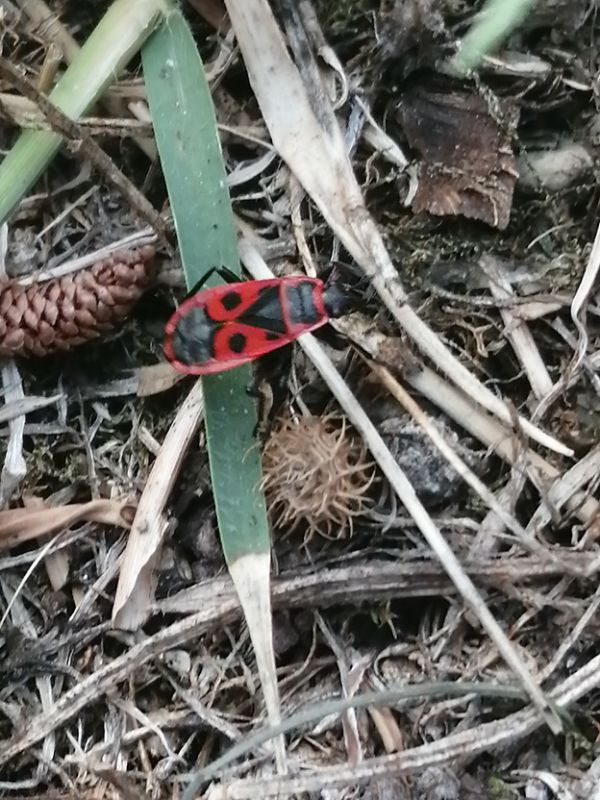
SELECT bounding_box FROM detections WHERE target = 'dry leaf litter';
[0,1,598,799]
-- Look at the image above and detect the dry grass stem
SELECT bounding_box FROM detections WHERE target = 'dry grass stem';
[480,255,553,399]
[0,360,27,508]
[16,0,157,158]
[533,219,600,419]
[0,55,167,238]
[0,497,134,552]
[334,311,599,527]
[211,648,600,798]
[368,359,555,557]
[112,380,204,629]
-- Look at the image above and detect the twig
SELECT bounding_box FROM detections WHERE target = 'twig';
[156,551,600,616]
[15,0,157,158]
[0,361,26,509]
[0,57,168,241]
[429,283,569,312]
[533,220,600,419]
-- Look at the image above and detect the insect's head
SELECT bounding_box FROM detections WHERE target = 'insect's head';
[321,263,365,319]
[322,282,356,319]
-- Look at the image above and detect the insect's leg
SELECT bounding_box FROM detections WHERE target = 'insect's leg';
[255,345,293,434]
[243,371,268,438]
[245,346,293,439]
[323,261,370,296]
[187,266,221,295]
[245,379,262,399]
[250,379,272,439]
[217,266,240,284]
[187,266,240,297]
[263,345,293,412]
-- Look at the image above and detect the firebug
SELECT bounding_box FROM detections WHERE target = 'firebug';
[164,270,356,375]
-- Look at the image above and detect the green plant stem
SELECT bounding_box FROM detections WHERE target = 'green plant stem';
[0,0,169,224]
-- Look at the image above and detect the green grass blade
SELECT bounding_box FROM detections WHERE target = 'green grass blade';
[454,0,537,72]
[142,8,284,780]
[142,10,269,563]
[0,0,167,225]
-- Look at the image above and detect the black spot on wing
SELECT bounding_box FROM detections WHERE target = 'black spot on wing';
[229,332,247,354]
[221,290,242,311]
[265,332,281,341]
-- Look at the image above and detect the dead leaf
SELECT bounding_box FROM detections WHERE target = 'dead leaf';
[136,362,186,396]
[112,380,203,630]
[23,495,70,591]
[397,81,520,229]
[0,498,136,552]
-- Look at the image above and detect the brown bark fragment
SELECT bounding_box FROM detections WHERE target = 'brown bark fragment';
[397,83,520,229]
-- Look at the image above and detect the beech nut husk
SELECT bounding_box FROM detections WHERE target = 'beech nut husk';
[262,413,375,539]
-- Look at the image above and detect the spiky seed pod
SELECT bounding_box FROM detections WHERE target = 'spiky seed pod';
[0,246,156,357]
[261,413,374,539]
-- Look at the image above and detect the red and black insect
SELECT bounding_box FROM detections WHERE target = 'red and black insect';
[164,271,356,375]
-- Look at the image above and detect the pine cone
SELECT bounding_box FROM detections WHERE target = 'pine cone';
[0,246,156,357]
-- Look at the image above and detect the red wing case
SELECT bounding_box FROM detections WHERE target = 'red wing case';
[164,277,328,375]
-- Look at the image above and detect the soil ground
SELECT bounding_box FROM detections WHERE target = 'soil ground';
[0,1,599,798]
